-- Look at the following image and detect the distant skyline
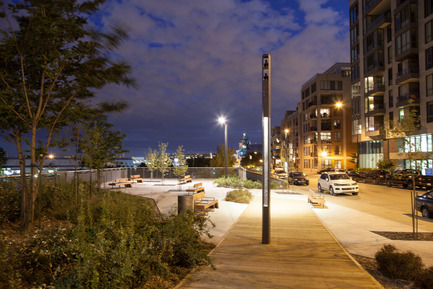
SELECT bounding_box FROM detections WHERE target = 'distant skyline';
[0,0,350,157]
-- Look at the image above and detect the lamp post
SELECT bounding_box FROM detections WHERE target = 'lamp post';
[284,128,290,191]
[336,101,358,170]
[218,116,228,178]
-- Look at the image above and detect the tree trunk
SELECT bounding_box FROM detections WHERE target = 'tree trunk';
[16,136,28,233]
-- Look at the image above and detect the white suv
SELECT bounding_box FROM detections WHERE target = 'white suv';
[318,172,359,196]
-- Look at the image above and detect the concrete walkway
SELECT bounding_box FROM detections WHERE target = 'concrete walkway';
[177,195,382,288]
[120,179,384,288]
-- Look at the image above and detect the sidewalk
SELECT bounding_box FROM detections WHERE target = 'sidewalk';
[177,194,383,288]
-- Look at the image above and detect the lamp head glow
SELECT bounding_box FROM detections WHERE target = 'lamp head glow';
[321,151,328,157]
[218,116,227,124]
[285,129,289,133]
[336,102,343,108]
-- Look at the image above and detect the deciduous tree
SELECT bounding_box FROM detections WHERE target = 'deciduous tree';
[0,0,135,231]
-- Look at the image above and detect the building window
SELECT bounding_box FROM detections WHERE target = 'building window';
[320,132,331,143]
[426,0,433,18]
[388,68,393,85]
[320,81,342,90]
[334,119,341,129]
[334,132,341,142]
[428,101,433,123]
[334,146,341,155]
[311,82,316,94]
[427,74,433,96]
[334,160,342,168]
[427,47,433,70]
[304,159,310,169]
[389,89,393,107]
[395,30,411,56]
[388,46,392,64]
[389,112,394,129]
[427,20,433,44]
[350,3,358,25]
[321,159,332,168]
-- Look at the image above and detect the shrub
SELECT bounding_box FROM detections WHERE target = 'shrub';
[225,189,252,204]
[214,175,261,189]
[2,185,215,288]
[415,266,433,289]
[0,180,21,226]
[375,244,424,280]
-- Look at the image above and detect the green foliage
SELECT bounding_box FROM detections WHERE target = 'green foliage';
[1,183,214,288]
[0,180,21,225]
[81,121,128,170]
[415,266,433,289]
[376,159,395,171]
[240,151,262,168]
[145,147,158,178]
[214,175,261,189]
[210,144,236,167]
[0,0,135,231]
[0,148,6,169]
[225,189,252,203]
[154,142,171,180]
[187,156,210,167]
[375,244,424,280]
[173,145,188,178]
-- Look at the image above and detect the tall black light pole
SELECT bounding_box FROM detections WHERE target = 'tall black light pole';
[262,54,271,244]
[219,116,228,178]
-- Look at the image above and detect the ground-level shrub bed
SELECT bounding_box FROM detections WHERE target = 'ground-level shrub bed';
[0,183,214,289]
[365,244,433,289]
[225,189,253,204]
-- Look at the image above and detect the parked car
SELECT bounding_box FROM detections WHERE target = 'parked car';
[386,169,433,190]
[416,190,433,218]
[316,168,345,174]
[317,167,334,174]
[273,168,288,179]
[365,169,388,184]
[288,172,309,186]
[318,172,359,196]
[346,170,366,182]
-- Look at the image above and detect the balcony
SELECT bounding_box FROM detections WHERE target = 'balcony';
[365,12,391,34]
[395,46,418,62]
[396,67,419,85]
[364,0,390,15]
[396,93,420,107]
[307,101,318,108]
[366,104,386,116]
[365,83,385,96]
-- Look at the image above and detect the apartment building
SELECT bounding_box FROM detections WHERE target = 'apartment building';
[280,110,298,171]
[350,0,433,170]
[280,63,356,173]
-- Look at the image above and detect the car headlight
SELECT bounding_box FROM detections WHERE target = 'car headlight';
[352,183,358,186]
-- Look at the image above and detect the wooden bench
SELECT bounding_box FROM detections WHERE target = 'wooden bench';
[179,174,192,184]
[108,178,132,188]
[186,182,205,194]
[193,191,219,212]
[129,174,143,183]
[308,193,325,208]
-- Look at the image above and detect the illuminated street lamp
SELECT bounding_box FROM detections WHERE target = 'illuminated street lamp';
[218,116,228,178]
[335,101,359,170]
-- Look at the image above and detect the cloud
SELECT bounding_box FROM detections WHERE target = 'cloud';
[88,0,350,155]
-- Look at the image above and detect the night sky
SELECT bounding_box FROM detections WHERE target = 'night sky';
[1,0,350,157]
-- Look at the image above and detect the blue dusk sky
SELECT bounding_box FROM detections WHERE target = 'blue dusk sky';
[1,0,350,157]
